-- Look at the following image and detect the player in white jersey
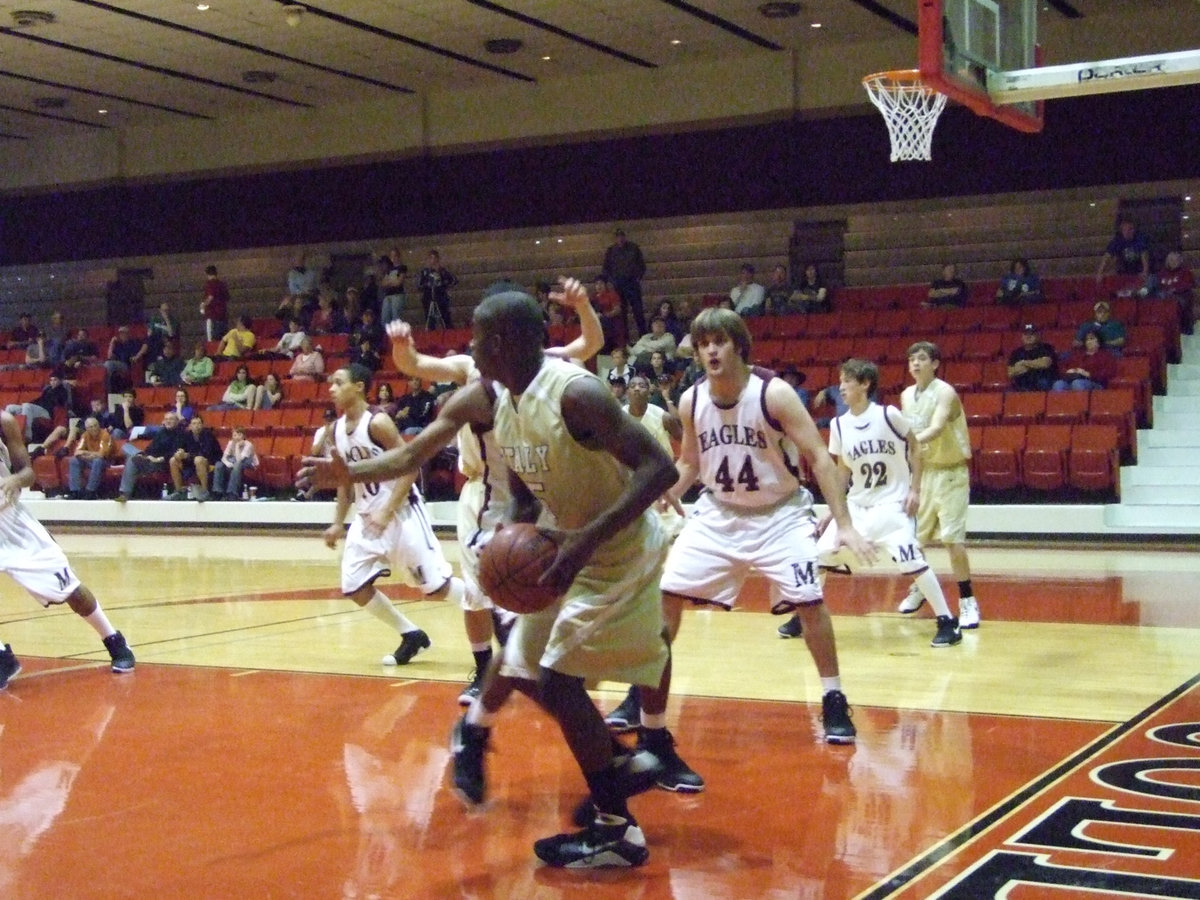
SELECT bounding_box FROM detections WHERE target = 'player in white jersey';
[899,341,981,628]
[378,278,602,706]
[815,359,961,647]
[0,410,135,688]
[655,307,876,744]
[323,364,464,667]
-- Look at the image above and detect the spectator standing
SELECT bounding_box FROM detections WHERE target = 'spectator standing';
[379,248,409,326]
[603,228,648,339]
[926,263,968,308]
[44,311,69,365]
[67,416,113,499]
[286,253,320,308]
[1073,301,1126,353]
[146,301,180,359]
[1053,329,1117,391]
[1097,217,1151,284]
[211,426,260,500]
[418,250,457,329]
[200,266,230,343]
[994,258,1043,306]
[1007,324,1057,391]
[730,263,766,317]
[181,341,214,386]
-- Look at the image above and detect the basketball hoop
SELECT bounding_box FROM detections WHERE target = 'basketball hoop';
[862,70,948,162]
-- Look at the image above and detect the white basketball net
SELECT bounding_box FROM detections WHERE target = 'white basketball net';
[863,72,949,162]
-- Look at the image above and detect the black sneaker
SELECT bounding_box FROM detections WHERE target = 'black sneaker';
[604,687,640,733]
[103,632,135,673]
[388,629,430,665]
[570,747,664,827]
[458,668,484,706]
[777,614,803,639]
[822,690,856,744]
[534,814,648,868]
[931,615,962,648]
[449,716,489,806]
[0,644,21,689]
[638,728,705,793]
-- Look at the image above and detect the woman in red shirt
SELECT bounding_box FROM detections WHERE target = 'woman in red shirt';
[1052,329,1117,391]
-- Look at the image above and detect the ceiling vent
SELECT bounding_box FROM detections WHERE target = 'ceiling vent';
[33,96,67,110]
[242,70,278,84]
[484,38,523,55]
[11,10,56,28]
[757,2,803,18]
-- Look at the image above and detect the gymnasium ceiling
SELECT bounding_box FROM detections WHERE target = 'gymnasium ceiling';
[0,0,1196,142]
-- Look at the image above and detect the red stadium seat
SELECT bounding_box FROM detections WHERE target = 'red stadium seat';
[1000,391,1045,426]
[976,425,1026,492]
[1088,389,1137,459]
[957,330,1005,362]
[1043,390,1090,426]
[1068,424,1120,493]
[961,392,1003,428]
[1022,424,1071,491]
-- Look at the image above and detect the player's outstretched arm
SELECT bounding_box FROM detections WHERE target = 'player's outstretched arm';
[545,276,603,364]
[386,320,473,386]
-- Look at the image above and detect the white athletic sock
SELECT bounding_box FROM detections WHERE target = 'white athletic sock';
[640,712,668,730]
[364,590,418,635]
[912,569,952,618]
[82,608,116,640]
[469,641,491,654]
[820,676,842,694]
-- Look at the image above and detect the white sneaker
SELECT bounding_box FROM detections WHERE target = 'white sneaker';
[958,596,981,629]
[898,586,926,614]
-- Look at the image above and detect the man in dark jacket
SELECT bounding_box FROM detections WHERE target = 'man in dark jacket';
[116,411,185,501]
[168,414,222,501]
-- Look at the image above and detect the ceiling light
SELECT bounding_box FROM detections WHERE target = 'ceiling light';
[541,55,551,61]
[98,108,108,115]
[758,2,802,18]
[670,39,682,45]
[196,3,210,10]
[810,22,822,28]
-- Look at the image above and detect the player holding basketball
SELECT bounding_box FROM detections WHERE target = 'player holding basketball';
[0,409,135,688]
[477,290,677,867]
[816,358,961,648]
[380,278,603,705]
[898,341,981,628]
[652,307,875,744]
[323,364,465,667]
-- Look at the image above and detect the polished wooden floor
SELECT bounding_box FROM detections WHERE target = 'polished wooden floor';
[1,532,1199,899]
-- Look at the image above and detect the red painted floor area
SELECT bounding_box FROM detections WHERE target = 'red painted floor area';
[0,662,1109,900]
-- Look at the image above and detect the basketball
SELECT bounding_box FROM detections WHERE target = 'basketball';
[477,523,561,614]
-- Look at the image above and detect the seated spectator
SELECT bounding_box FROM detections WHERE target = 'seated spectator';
[655,299,687,345]
[41,397,108,457]
[217,316,256,359]
[264,318,307,359]
[1156,250,1196,329]
[1007,324,1058,392]
[350,336,382,373]
[592,274,625,353]
[287,337,325,382]
[373,382,399,417]
[630,316,678,368]
[61,328,98,362]
[181,341,214,386]
[926,263,968,308]
[1053,329,1117,392]
[23,335,48,369]
[116,411,185,501]
[794,263,830,312]
[779,365,810,408]
[274,293,307,328]
[125,389,193,446]
[170,388,196,425]
[146,341,185,387]
[730,263,766,317]
[104,325,148,393]
[106,390,145,439]
[995,258,1043,306]
[393,376,437,436]
[254,373,284,411]
[601,346,635,387]
[167,414,221,501]
[210,364,258,410]
[211,426,260,500]
[1074,300,1126,354]
[6,373,71,442]
[350,307,385,354]
[1097,216,1150,286]
[307,291,345,335]
[296,407,338,501]
[6,313,40,350]
[763,265,794,316]
[643,350,677,410]
[608,376,628,406]
[66,416,114,500]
